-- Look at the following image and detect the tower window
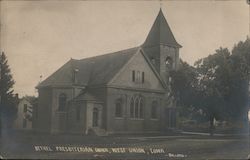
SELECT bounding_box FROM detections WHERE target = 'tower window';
[169,77,172,83]
[165,56,173,69]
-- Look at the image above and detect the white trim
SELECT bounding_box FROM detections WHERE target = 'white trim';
[107,85,165,93]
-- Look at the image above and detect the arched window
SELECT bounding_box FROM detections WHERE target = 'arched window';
[139,98,144,118]
[151,101,158,119]
[93,108,99,127]
[130,96,144,119]
[115,99,123,117]
[135,97,139,118]
[58,93,67,111]
[130,97,134,118]
[165,56,173,69]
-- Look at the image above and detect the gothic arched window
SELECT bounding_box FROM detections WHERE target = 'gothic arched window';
[58,93,67,111]
[139,98,144,118]
[135,97,139,118]
[93,108,99,127]
[130,97,135,118]
[130,96,144,119]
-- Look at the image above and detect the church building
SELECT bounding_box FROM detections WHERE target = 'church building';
[34,9,182,135]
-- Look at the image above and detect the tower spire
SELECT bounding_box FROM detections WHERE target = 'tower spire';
[142,9,181,48]
[142,9,181,84]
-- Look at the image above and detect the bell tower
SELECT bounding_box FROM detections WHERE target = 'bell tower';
[142,9,181,84]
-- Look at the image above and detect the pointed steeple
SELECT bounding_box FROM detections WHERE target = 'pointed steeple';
[143,9,181,48]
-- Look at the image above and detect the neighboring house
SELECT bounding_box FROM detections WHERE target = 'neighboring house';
[14,98,33,130]
[34,9,182,135]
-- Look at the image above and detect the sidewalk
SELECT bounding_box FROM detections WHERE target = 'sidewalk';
[182,131,248,137]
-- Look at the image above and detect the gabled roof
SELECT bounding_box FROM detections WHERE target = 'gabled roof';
[37,59,75,88]
[143,9,182,48]
[37,47,139,88]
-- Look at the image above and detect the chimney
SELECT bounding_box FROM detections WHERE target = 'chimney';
[73,68,79,84]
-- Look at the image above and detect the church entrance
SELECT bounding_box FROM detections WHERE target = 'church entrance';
[85,103,103,135]
[92,108,99,127]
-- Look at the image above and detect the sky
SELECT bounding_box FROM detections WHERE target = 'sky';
[0,0,249,97]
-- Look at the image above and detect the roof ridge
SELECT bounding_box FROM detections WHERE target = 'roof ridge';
[77,46,140,61]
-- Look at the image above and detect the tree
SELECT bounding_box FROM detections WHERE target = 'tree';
[170,60,198,120]
[227,38,250,125]
[172,48,234,135]
[171,38,250,135]
[194,48,231,135]
[0,52,17,130]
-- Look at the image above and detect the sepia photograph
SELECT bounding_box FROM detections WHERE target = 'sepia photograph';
[0,0,249,159]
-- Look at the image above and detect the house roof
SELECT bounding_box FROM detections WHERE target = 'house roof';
[142,9,182,48]
[37,47,139,88]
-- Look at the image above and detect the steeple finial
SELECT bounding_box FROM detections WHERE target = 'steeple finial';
[160,0,163,9]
